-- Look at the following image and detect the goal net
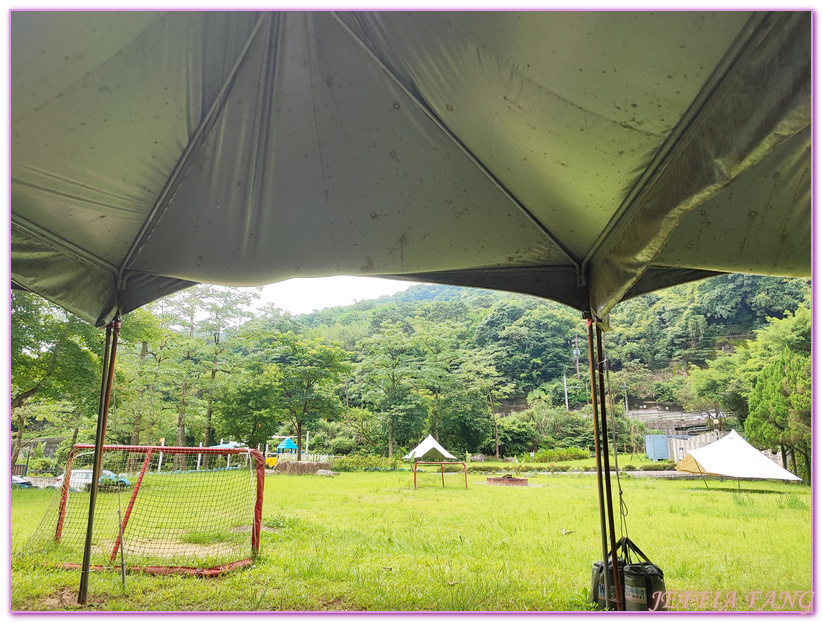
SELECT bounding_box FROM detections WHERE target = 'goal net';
[26,444,265,576]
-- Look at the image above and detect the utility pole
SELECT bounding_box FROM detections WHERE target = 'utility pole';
[573,334,581,380]
[564,374,570,411]
[622,384,629,415]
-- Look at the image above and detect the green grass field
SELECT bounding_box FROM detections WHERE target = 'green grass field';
[11,471,811,612]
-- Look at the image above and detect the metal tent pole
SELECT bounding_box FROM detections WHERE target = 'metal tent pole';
[585,315,612,609]
[78,315,121,605]
[596,325,624,611]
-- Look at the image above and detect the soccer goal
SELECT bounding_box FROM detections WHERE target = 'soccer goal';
[27,444,265,576]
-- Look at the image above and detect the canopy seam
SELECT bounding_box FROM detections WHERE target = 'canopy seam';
[580,11,771,277]
[330,11,582,277]
[11,215,118,276]
[119,12,268,283]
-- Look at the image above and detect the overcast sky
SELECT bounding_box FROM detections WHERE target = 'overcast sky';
[248,276,418,316]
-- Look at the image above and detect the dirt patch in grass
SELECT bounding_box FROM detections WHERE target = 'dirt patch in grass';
[122,538,245,559]
[17,586,86,611]
[316,596,351,611]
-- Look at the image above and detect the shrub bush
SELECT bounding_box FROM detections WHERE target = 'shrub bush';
[528,447,590,463]
[26,457,58,475]
[466,465,499,474]
[641,462,676,471]
[329,437,356,455]
[331,454,411,472]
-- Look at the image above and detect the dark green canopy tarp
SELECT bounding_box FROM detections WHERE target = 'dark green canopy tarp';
[10,11,811,326]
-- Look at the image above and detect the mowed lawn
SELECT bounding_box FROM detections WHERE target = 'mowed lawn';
[11,471,811,612]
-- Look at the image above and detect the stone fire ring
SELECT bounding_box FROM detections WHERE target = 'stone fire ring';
[487,474,528,486]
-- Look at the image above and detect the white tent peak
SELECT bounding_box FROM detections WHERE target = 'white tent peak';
[404,435,457,461]
[676,430,801,481]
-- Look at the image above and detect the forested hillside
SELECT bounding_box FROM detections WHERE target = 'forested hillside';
[11,274,811,479]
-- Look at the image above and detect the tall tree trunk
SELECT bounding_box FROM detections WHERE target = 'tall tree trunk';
[176,378,187,469]
[296,421,303,461]
[64,427,80,467]
[434,390,440,441]
[131,340,149,447]
[10,409,27,473]
[10,388,38,471]
[175,303,196,468]
[797,443,810,482]
[147,381,155,447]
[203,347,219,465]
[204,370,216,450]
[494,415,500,459]
[388,418,394,458]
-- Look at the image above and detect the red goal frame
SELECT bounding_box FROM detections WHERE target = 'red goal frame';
[54,444,265,577]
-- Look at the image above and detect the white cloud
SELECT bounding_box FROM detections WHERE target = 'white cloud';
[247,276,419,316]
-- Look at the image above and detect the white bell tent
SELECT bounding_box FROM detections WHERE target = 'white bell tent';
[675,430,801,481]
[403,435,458,462]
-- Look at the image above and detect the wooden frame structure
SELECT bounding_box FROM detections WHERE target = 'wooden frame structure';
[412,461,468,490]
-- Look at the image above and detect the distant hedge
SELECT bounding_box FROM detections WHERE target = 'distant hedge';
[527,447,590,463]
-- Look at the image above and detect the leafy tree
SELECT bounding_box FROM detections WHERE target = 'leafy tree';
[252,305,305,336]
[438,392,493,455]
[738,305,811,382]
[493,411,540,456]
[355,321,422,457]
[750,277,810,319]
[473,298,536,347]
[410,316,465,441]
[530,377,590,411]
[110,306,169,447]
[488,305,579,395]
[662,286,710,363]
[608,294,669,370]
[387,389,430,451]
[308,322,371,352]
[214,359,282,449]
[340,407,383,454]
[329,436,356,455]
[607,359,657,405]
[457,350,514,459]
[697,274,810,326]
[157,288,207,463]
[696,274,760,325]
[197,286,257,449]
[677,356,741,429]
[11,292,100,470]
[270,333,351,460]
[746,349,811,480]
[537,409,595,451]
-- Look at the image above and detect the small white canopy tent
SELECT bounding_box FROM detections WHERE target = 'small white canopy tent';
[403,435,457,461]
[676,430,801,481]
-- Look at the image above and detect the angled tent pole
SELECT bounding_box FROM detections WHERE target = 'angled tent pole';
[78,315,122,605]
[585,315,613,609]
[596,325,623,611]
[695,462,710,490]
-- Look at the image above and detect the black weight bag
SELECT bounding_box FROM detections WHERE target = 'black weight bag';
[590,537,665,611]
